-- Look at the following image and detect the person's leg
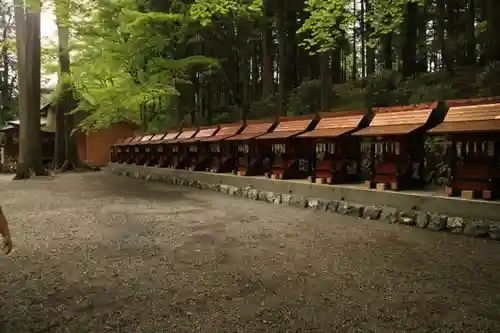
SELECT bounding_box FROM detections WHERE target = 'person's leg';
[0,206,12,254]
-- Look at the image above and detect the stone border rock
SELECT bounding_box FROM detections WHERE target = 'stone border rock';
[106,166,500,242]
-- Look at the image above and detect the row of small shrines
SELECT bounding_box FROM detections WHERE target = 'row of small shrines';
[110,98,500,201]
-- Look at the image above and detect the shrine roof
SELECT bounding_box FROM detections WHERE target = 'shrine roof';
[429,98,500,134]
[160,131,181,143]
[141,133,168,145]
[116,136,141,146]
[127,134,154,145]
[165,127,199,144]
[203,122,244,142]
[298,110,366,138]
[225,119,276,141]
[257,114,317,140]
[353,102,439,137]
[182,125,220,143]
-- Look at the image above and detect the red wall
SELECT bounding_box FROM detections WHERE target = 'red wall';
[77,123,138,166]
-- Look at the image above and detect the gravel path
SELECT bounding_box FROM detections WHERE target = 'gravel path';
[1,172,500,332]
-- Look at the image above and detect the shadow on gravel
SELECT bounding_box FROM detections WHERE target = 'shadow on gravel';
[84,174,193,202]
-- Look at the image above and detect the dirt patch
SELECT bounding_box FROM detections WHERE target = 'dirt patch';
[0,172,500,332]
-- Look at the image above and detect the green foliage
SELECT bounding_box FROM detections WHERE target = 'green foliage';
[365,0,422,36]
[189,0,262,27]
[45,0,220,131]
[477,61,500,97]
[248,94,279,120]
[298,0,353,53]
[38,0,499,133]
[300,0,424,53]
[287,80,322,116]
[212,104,243,123]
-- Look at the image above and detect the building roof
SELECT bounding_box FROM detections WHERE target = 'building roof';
[257,115,317,140]
[353,103,438,137]
[202,122,244,142]
[225,119,276,141]
[429,98,500,134]
[182,126,220,143]
[298,110,366,138]
[165,128,198,144]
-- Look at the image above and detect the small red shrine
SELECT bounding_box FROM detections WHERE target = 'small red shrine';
[164,127,199,168]
[256,115,318,180]
[202,122,245,173]
[180,125,220,170]
[122,136,143,164]
[298,110,372,184]
[111,137,134,163]
[428,97,500,200]
[353,102,446,191]
[153,131,180,167]
[140,133,166,166]
[133,134,154,165]
[225,119,277,176]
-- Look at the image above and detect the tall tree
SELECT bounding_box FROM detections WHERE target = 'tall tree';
[261,0,274,98]
[402,1,418,77]
[486,0,500,62]
[54,0,79,169]
[0,0,16,122]
[13,0,45,179]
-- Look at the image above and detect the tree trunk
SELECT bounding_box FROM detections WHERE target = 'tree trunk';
[381,33,393,70]
[360,0,366,77]
[416,3,428,73]
[309,53,320,79]
[205,82,212,124]
[477,0,487,65]
[240,56,250,120]
[320,52,332,110]
[365,0,376,74]
[445,0,457,68]
[53,103,66,168]
[285,5,298,90]
[402,1,418,77]
[486,0,500,62]
[465,0,476,65]
[0,9,12,118]
[351,0,357,80]
[262,0,274,99]
[0,43,9,117]
[14,0,45,179]
[277,7,287,115]
[56,0,80,169]
[331,47,342,84]
[251,48,259,100]
[437,0,448,69]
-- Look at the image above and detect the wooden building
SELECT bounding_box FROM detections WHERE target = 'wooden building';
[165,128,199,168]
[428,98,500,200]
[225,119,277,176]
[353,102,446,191]
[155,131,181,167]
[140,133,166,166]
[256,115,318,180]
[75,123,138,166]
[42,100,138,167]
[181,125,220,170]
[132,134,155,165]
[0,119,54,171]
[298,110,372,184]
[202,122,245,173]
[111,136,135,163]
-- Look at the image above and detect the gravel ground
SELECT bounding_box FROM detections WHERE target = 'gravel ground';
[1,172,500,332]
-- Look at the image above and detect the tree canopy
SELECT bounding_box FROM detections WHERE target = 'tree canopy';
[30,0,500,131]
